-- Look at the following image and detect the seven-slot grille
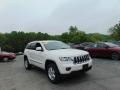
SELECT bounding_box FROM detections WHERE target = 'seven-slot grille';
[73,54,90,64]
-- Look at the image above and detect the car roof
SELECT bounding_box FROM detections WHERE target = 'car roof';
[96,42,109,44]
[96,42,119,46]
[28,40,60,44]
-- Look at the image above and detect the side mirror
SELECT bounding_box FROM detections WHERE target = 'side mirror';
[36,47,42,51]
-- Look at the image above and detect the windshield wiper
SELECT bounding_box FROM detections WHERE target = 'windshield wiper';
[49,49,57,50]
[59,48,68,49]
[49,48,68,50]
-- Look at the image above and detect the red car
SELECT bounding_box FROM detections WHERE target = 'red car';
[84,42,120,60]
[0,52,16,61]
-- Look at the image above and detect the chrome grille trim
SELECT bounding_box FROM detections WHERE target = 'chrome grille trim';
[73,54,90,64]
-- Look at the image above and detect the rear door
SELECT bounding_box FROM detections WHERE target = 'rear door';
[28,43,37,65]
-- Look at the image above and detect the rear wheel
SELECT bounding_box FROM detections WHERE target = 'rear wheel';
[24,57,31,70]
[47,63,60,84]
[3,58,8,62]
[112,52,120,60]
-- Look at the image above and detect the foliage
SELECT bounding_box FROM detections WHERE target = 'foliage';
[87,33,102,42]
[0,33,6,46]
[109,21,120,40]
[61,26,87,43]
[0,26,110,53]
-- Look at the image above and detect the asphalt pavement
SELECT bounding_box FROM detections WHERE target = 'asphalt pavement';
[0,55,120,90]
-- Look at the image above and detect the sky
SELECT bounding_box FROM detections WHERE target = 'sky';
[0,0,120,35]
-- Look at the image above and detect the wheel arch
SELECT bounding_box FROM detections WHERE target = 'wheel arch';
[24,55,28,60]
[111,51,120,56]
[24,55,31,64]
[111,51,120,60]
[45,59,58,71]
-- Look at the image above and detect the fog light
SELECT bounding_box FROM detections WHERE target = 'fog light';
[66,67,71,71]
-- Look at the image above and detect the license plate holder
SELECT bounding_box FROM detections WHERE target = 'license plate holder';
[83,64,88,70]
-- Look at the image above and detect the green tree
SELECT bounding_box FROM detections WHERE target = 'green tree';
[61,26,87,43]
[109,21,120,40]
[0,33,6,47]
[87,33,102,42]
[69,26,78,33]
[0,25,112,53]
[61,32,70,43]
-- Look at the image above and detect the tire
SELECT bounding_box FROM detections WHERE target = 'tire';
[24,57,32,70]
[47,63,60,84]
[111,52,120,60]
[3,58,8,62]
[8,59,14,62]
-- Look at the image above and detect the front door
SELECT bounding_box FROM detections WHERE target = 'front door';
[95,43,109,57]
[33,43,45,68]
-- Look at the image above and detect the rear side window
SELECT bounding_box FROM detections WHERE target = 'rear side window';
[30,43,36,50]
[26,43,36,50]
[96,43,107,48]
[26,44,31,49]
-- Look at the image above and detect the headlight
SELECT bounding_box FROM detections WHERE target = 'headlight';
[59,57,74,62]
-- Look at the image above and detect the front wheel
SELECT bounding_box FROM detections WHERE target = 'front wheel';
[111,52,120,60]
[47,63,60,84]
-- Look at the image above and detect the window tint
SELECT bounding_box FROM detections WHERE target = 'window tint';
[26,43,36,50]
[35,43,43,51]
[26,42,43,50]
[30,43,36,50]
[26,44,31,49]
[36,43,42,48]
[94,44,97,48]
[96,43,107,48]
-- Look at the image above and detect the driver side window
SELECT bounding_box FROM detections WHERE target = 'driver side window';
[30,43,36,50]
[96,43,107,48]
[36,43,42,48]
[35,43,43,51]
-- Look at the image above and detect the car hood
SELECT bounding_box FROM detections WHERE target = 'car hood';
[1,52,15,55]
[47,49,89,57]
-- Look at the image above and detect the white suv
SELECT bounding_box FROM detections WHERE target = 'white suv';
[24,40,92,83]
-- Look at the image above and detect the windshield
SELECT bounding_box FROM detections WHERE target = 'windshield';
[42,41,71,50]
[105,42,119,48]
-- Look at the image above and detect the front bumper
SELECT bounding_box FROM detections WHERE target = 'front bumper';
[58,60,92,74]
